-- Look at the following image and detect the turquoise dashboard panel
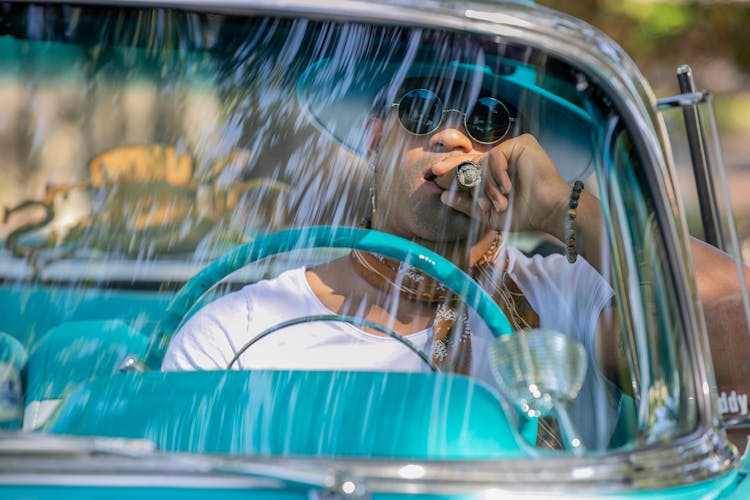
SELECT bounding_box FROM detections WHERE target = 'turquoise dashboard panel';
[47,370,529,459]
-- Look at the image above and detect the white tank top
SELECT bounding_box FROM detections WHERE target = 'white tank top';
[163,246,616,449]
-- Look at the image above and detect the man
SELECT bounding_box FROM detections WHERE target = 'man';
[163,62,621,450]
[163,56,750,451]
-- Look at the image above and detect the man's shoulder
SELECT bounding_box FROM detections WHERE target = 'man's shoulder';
[506,245,598,279]
[238,266,312,302]
[191,266,310,316]
[504,245,610,303]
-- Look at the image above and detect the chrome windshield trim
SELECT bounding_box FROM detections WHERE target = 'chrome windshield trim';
[2,0,737,491]
[0,432,738,494]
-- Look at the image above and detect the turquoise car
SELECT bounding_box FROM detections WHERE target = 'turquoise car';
[2,0,750,498]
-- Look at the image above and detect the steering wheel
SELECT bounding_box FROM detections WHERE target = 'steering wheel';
[227,314,439,371]
[144,226,513,369]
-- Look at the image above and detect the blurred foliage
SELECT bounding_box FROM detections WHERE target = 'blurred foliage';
[538,0,750,137]
[538,0,750,74]
[716,93,750,130]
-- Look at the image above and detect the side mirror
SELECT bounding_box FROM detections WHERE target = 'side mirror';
[490,329,587,454]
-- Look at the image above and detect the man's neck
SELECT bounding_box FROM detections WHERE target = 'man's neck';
[370,224,499,269]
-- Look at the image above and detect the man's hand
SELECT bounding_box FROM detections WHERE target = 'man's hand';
[439,134,570,234]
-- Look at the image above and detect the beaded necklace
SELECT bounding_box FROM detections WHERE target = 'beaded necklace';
[349,232,539,373]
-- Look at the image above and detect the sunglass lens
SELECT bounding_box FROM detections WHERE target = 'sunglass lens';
[466,97,511,143]
[397,89,443,135]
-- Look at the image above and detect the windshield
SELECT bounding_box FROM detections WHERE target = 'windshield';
[0,4,700,462]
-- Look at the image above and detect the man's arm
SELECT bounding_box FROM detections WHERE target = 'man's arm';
[691,238,750,449]
[488,135,750,430]
[450,133,750,412]
[476,134,607,273]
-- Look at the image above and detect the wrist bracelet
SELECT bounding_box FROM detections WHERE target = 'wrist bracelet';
[566,181,584,263]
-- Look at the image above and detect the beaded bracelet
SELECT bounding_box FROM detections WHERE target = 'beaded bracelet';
[566,181,584,263]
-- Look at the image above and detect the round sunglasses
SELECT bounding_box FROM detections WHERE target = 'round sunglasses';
[392,88,516,144]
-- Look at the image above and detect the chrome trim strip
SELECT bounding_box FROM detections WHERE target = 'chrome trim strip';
[0,440,738,493]
[0,474,283,489]
[656,92,709,110]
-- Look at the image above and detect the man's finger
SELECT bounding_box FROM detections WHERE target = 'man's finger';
[486,150,513,198]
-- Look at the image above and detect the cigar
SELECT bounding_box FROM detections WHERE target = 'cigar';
[456,161,482,190]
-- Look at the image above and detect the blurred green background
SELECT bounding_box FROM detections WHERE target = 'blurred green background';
[540,0,750,259]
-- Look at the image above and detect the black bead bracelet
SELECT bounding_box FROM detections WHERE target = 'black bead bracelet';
[566,181,584,263]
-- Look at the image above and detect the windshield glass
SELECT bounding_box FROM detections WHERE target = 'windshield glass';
[0,4,698,460]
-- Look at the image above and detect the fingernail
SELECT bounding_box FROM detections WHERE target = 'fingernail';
[492,199,501,212]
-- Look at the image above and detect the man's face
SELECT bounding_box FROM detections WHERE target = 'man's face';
[370,81,509,244]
